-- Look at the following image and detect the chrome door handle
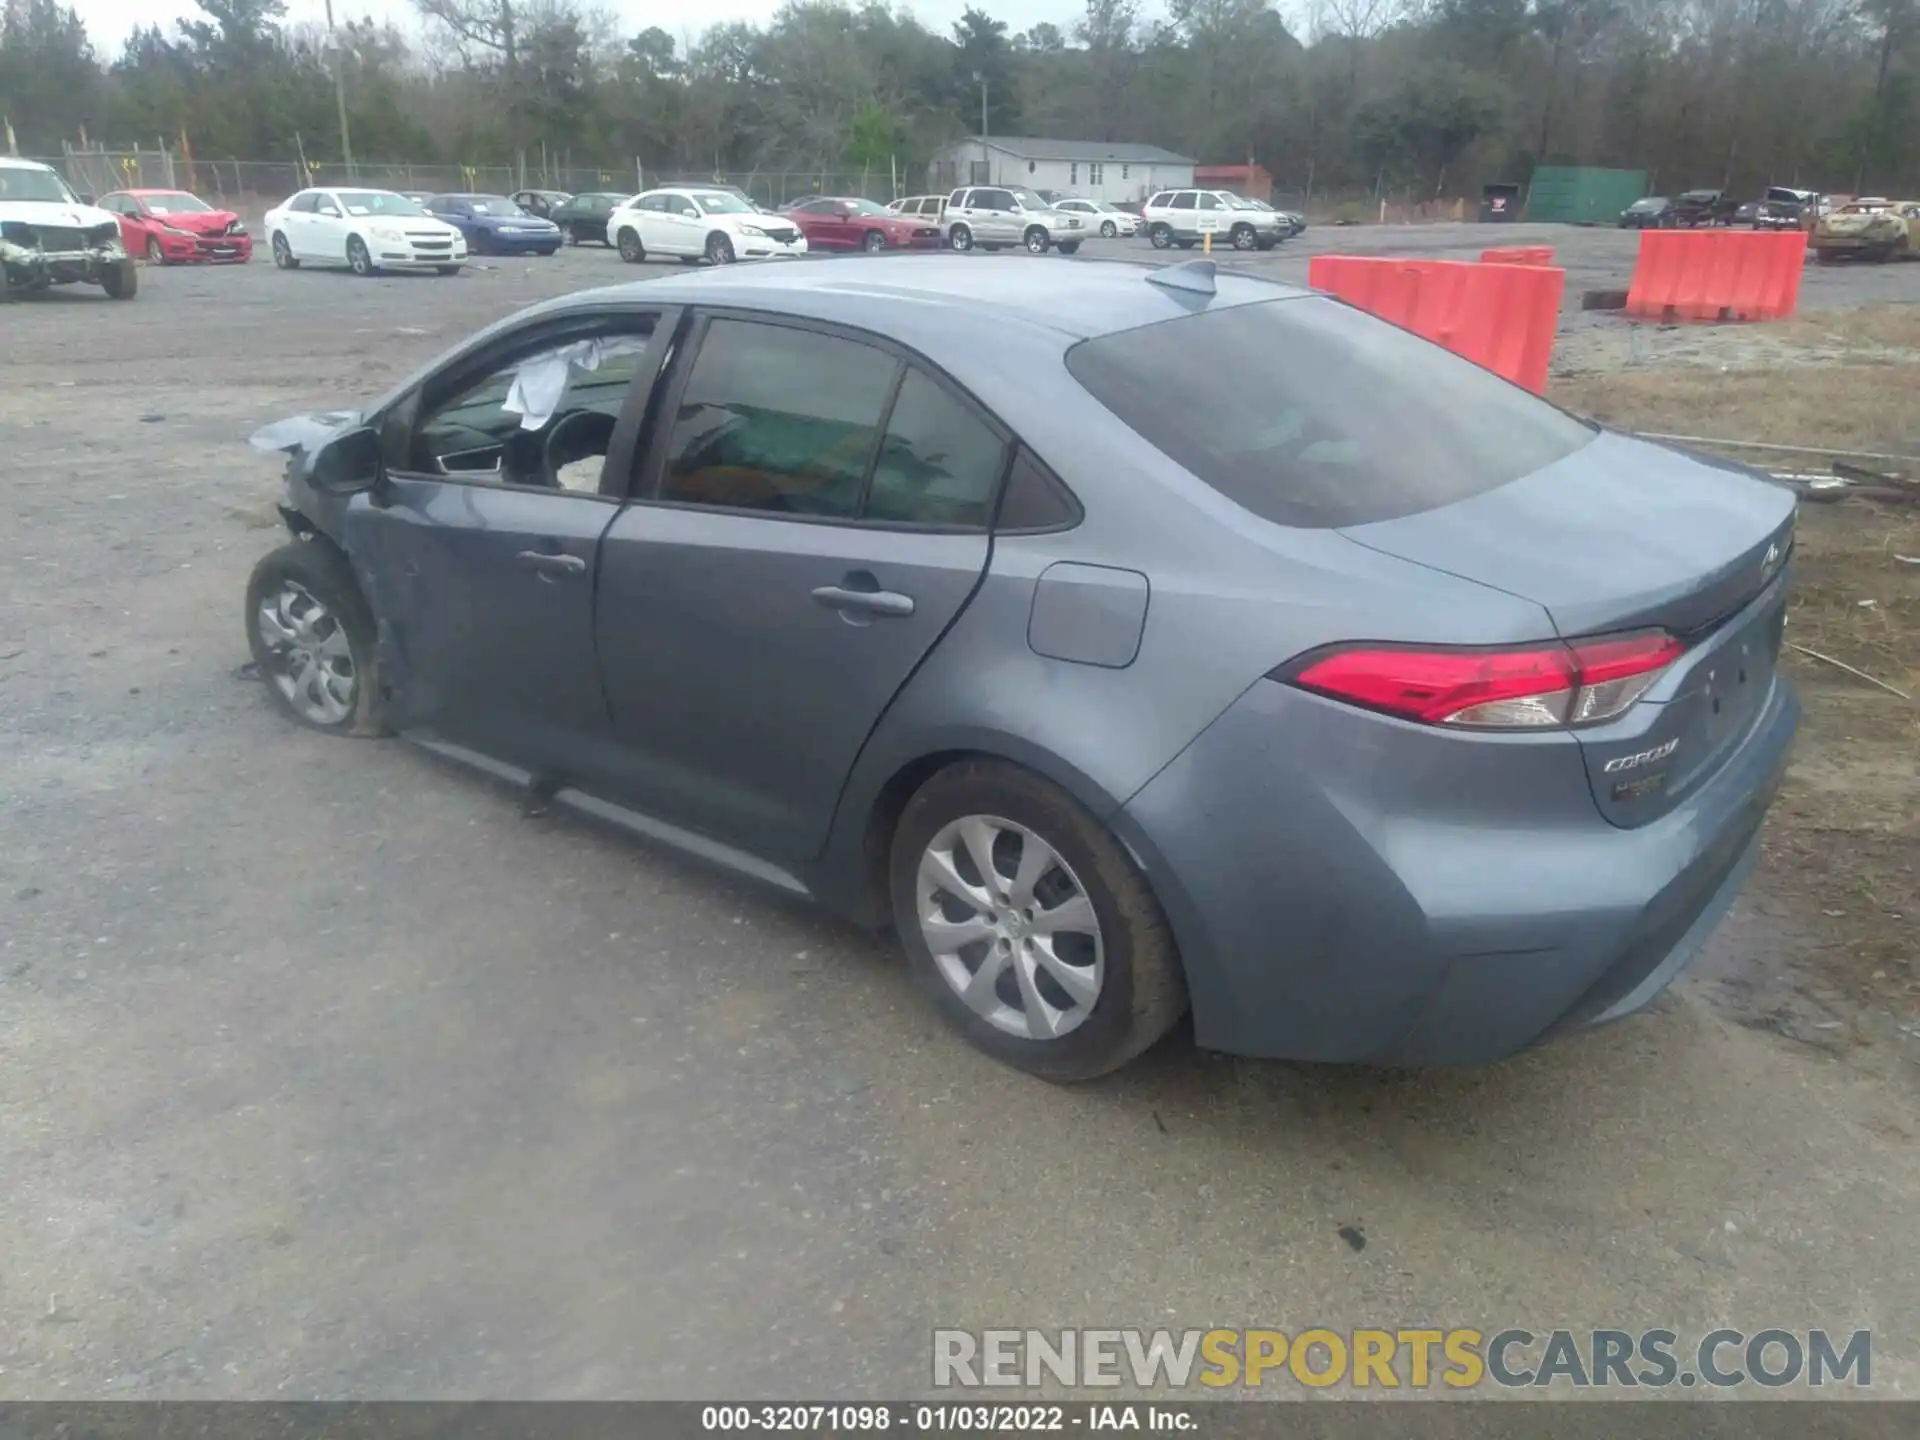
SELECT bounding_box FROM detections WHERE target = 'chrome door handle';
[516,550,586,575]
[811,584,914,618]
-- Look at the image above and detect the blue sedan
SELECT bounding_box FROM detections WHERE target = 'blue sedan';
[423,193,562,256]
[240,257,1797,1081]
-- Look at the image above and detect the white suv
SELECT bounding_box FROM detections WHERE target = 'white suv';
[610,187,808,265]
[1052,198,1141,238]
[1140,190,1286,252]
[943,186,1086,254]
[0,156,138,299]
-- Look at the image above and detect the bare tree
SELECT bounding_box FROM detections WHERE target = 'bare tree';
[411,0,525,176]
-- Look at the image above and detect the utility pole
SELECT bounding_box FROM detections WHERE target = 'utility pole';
[324,0,355,179]
[974,70,988,184]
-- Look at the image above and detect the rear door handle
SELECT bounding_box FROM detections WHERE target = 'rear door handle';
[516,550,587,576]
[811,584,914,618]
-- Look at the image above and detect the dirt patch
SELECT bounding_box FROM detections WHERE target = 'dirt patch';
[1554,306,1920,457]
[1552,308,1920,1059]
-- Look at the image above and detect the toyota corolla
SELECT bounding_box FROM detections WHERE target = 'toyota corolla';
[241,256,1797,1082]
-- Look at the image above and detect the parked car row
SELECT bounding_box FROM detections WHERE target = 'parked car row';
[1619,186,1825,230]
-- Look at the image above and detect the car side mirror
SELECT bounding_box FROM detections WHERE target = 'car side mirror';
[309,426,383,496]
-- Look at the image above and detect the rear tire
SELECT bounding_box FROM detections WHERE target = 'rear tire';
[616,226,645,263]
[890,759,1187,1082]
[1056,240,1081,255]
[1149,223,1173,250]
[246,540,385,738]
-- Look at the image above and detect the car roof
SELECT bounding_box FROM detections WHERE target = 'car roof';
[538,254,1306,347]
[0,155,54,170]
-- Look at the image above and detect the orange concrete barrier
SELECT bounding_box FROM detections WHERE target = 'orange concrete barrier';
[1307,254,1564,394]
[1625,229,1807,322]
[1482,245,1554,266]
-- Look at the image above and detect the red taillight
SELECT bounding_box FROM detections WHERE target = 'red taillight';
[1285,631,1682,729]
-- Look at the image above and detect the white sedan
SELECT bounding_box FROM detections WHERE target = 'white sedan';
[264,188,467,276]
[608,187,807,266]
[1053,198,1141,238]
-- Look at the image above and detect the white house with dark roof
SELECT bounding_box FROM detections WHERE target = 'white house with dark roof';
[933,137,1196,204]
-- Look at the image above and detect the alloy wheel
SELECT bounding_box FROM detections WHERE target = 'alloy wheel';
[707,233,735,264]
[864,229,887,253]
[147,236,165,264]
[272,235,294,268]
[1101,221,1116,238]
[255,580,357,726]
[949,225,972,252]
[915,814,1105,1042]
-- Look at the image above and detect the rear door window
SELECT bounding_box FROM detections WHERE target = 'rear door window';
[656,319,900,519]
[1064,297,1596,529]
[1170,193,1196,211]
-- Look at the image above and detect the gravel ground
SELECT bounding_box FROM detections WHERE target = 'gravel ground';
[2,240,1918,1404]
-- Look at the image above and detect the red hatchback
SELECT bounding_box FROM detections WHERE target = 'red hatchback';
[782,196,942,252]
[100,189,252,264]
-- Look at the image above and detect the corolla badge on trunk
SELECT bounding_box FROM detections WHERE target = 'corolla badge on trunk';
[1604,737,1680,773]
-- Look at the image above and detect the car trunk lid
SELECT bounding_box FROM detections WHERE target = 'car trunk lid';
[1339,431,1797,825]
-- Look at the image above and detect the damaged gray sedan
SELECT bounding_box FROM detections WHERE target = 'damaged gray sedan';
[244,258,1796,1082]
[0,157,137,300]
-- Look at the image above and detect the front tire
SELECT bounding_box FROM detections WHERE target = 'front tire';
[99,259,137,300]
[949,223,974,252]
[346,236,375,277]
[1056,240,1081,255]
[1230,223,1257,250]
[616,226,645,263]
[245,540,385,738]
[1149,223,1173,250]
[863,229,887,253]
[890,760,1187,1082]
[705,231,736,265]
[1100,220,1117,238]
[146,235,166,265]
[436,264,461,276]
[1024,226,1050,254]
[272,233,299,269]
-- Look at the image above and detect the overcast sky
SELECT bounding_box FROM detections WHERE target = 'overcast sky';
[67,0,1114,55]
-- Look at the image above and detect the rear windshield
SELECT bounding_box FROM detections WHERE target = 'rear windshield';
[1064,296,1595,528]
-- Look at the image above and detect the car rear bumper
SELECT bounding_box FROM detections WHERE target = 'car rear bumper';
[1113,670,1798,1065]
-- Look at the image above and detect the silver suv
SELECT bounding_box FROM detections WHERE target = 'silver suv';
[1141,189,1286,251]
[944,186,1086,254]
